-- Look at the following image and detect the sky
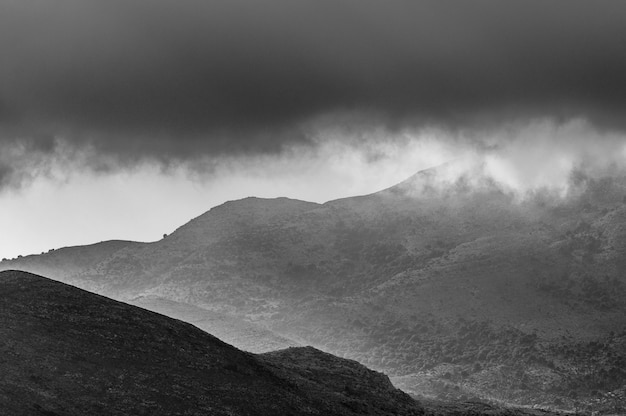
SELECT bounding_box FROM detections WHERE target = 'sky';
[2,0,626,259]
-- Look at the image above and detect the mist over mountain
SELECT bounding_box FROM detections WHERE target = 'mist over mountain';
[3,164,626,414]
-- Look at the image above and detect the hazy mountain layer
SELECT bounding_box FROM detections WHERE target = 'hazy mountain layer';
[3,167,626,413]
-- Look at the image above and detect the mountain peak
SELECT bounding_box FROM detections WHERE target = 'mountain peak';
[169,196,320,240]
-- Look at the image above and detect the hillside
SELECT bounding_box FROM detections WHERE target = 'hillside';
[129,295,300,353]
[0,270,426,416]
[2,166,626,413]
[0,240,143,281]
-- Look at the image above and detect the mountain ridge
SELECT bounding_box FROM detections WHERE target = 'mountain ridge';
[2,167,626,413]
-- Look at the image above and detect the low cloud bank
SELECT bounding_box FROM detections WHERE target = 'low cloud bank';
[3,118,624,201]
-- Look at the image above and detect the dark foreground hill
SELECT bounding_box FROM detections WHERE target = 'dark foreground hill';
[0,270,425,416]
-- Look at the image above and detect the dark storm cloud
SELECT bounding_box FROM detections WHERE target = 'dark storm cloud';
[1,0,626,162]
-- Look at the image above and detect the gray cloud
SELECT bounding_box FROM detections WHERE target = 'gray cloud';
[0,164,14,189]
[1,0,626,181]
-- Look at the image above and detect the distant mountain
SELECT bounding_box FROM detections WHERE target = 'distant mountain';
[0,270,426,416]
[3,165,626,413]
